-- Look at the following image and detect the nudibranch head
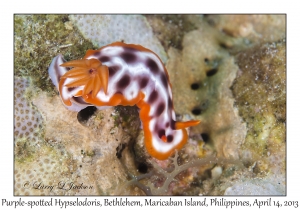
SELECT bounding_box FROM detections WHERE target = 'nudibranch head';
[60,58,109,98]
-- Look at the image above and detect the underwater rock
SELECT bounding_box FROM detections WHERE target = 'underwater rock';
[140,16,286,195]
[166,24,247,159]
[232,40,286,186]
[69,15,167,63]
[205,15,286,44]
[14,145,81,195]
[145,15,201,50]
[30,93,140,195]
[15,89,140,195]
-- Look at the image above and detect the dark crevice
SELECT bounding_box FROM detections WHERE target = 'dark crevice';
[219,42,231,49]
[206,68,218,77]
[61,16,69,23]
[77,106,97,123]
[191,83,200,90]
[191,107,202,115]
[137,162,148,174]
[116,143,126,159]
[201,133,210,143]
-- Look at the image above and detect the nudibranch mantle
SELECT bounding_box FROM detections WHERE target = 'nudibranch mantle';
[48,42,200,160]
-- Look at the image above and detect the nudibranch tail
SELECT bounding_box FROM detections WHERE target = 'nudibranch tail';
[48,42,201,160]
[175,120,201,130]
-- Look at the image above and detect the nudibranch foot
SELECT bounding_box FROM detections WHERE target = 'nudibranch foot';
[48,42,200,160]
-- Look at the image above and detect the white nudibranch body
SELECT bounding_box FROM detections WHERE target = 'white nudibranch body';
[48,42,200,160]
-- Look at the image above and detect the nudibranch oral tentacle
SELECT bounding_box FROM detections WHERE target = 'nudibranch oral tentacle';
[48,42,200,160]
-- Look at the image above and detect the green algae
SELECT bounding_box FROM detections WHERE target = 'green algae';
[14,14,95,95]
[145,15,199,50]
[14,138,35,163]
[81,149,95,157]
[232,40,286,161]
[15,137,58,165]
[114,106,140,139]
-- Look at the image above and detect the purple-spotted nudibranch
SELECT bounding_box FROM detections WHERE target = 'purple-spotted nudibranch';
[48,42,200,160]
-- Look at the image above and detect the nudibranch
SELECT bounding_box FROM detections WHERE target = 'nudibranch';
[48,42,200,160]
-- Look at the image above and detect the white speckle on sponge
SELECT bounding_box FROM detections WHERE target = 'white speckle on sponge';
[14,147,76,195]
[14,77,43,145]
[69,15,167,63]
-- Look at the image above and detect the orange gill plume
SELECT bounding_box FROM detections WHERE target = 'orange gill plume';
[60,59,109,98]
